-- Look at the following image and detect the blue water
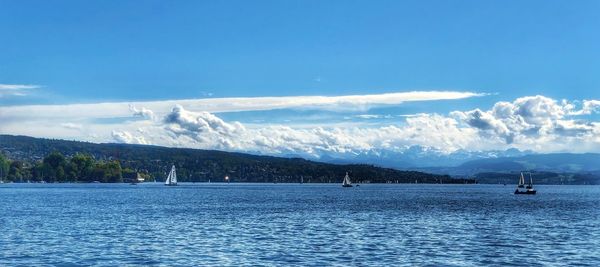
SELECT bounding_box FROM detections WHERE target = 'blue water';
[1,183,599,266]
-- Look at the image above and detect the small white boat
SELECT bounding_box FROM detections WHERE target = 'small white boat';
[164,165,178,186]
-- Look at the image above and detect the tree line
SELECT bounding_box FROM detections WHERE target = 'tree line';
[0,150,472,184]
[0,152,126,183]
[0,135,476,184]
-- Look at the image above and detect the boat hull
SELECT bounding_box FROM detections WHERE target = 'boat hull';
[342,184,353,188]
[514,189,536,195]
[165,183,178,186]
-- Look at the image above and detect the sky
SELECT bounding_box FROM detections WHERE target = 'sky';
[1,0,600,160]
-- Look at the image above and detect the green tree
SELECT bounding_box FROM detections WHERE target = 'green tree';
[70,153,95,182]
[44,151,66,168]
[104,160,123,183]
[41,162,56,182]
[31,162,44,182]
[0,153,9,182]
[43,151,67,182]
[91,160,122,183]
[8,161,24,182]
[56,166,66,182]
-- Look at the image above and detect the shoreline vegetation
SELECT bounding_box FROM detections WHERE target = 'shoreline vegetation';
[0,135,474,184]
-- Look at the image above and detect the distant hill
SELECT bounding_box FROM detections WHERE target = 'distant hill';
[473,171,600,185]
[515,153,600,172]
[318,146,532,168]
[409,153,600,185]
[414,153,600,176]
[0,134,471,184]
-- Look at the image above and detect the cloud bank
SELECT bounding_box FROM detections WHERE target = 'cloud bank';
[2,93,599,160]
[104,95,600,158]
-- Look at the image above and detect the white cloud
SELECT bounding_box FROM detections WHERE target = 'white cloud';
[60,123,83,130]
[0,90,483,119]
[129,105,155,120]
[355,114,394,119]
[0,84,40,90]
[111,130,148,145]
[104,96,600,156]
[160,105,247,150]
[108,106,483,158]
[0,84,40,97]
[570,100,600,115]
[451,95,600,149]
[3,93,600,158]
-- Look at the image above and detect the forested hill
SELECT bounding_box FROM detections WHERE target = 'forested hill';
[0,135,473,184]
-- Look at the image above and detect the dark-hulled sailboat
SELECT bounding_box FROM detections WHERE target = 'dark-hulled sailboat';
[514,172,536,195]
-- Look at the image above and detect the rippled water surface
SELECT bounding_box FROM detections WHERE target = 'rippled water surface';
[1,183,600,266]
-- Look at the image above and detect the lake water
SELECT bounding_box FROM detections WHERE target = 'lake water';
[1,183,599,266]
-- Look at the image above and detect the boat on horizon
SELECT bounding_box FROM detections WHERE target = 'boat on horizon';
[514,172,536,195]
[342,172,353,187]
[164,165,178,186]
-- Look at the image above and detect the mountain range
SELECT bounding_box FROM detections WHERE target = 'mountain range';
[311,145,600,175]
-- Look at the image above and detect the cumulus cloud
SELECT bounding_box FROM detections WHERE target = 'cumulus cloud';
[571,100,600,115]
[126,105,483,157]
[110,96,600,156]
[0,84,40,97]
[161,105,246,149]
[452,95,600,147]
[129,105,155,120]
[111,130,148,145]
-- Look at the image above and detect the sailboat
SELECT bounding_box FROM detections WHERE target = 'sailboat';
[164,165,178,186]
[517,172,525,188]
[342,172,353,187]
[514,172,536,194]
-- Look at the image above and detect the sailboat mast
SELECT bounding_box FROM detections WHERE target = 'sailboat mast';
[529,172,533,186]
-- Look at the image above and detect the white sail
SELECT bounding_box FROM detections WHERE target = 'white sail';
[164,170,171,185]
[165,165,177,185]
[342,172,352,186]
[519,172,525,186]
[172,166,177,184]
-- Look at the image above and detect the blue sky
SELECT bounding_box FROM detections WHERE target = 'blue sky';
[2,0,600,103]
[1,0,600,158]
